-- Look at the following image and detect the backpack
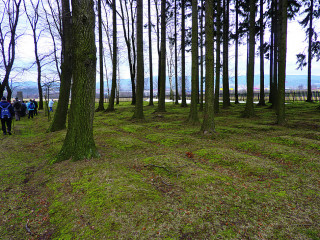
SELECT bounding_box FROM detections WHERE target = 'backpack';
[14,101,22,111]
[29,102,35,110]
[0,105,11,119]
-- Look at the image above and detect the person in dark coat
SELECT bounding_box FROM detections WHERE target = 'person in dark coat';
[0,96,14,135]
[13,97,22,121]
[33,99,38,116]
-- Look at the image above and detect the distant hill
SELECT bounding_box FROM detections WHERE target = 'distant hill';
[9,75,320,99]
[110,75,320,92]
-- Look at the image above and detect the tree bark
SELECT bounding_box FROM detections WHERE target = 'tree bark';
[258,0,266,106]
[234,0,239,104]
[188,0,199,124]
[277,0,287,124]
[243,0,255,117]
[307,0,313,102]
[56,0,99,162]
[222,0,230,108]
[181,0,187,107]
[106,0,117,112]
[199,0,204,112]
[214,0,221,113]
[157,0,166,112]
[148,0,154,106]
[174,0,179,105]
[133,0,144,119]
[49,0,72,132]
[201,0,215,133]
[96,0,105,111]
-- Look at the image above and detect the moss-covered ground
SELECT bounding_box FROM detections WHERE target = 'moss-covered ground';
[0,102,319,239]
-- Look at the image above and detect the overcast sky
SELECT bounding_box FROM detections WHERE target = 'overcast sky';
[4,1,320,87]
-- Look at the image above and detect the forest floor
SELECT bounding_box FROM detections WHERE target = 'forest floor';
[0,101,319,239]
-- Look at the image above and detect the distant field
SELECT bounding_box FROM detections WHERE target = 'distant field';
[0,102,319,239]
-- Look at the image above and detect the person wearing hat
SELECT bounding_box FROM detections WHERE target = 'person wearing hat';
[0,96,14,135]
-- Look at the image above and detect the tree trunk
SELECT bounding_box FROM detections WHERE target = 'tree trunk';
[157,0,166,112]
[201,0,214,133]
[269,2,274,104]
[277,0,287,124]
[188,0,199,124]
[97,0,105,111]
[234,0,239,104]
[214,0,221,113]
[243,0,255,117]
[222,0,230,108]
[181,0,187,107]
[133,0,144,119]
[199,0,204,112]
[174,0,179,105]
[56,0,99,162]
[258,0,266,106]
[49,0,72,132]
[106,0,117,112]
[307,0,313,102]
[148,0,153,106]
[273,0,278,110]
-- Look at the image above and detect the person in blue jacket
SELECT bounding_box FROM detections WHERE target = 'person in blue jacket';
[0,96,14,135]
[27,99,35,119]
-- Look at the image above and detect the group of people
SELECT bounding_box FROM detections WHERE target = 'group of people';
[0,97,54,135]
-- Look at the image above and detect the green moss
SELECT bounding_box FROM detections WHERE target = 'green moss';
[145,133,190,146]
[236,141,259,152]
[120,124,144,133]
[105,136,147,150]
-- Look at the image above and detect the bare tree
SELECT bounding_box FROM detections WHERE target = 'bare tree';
[0,0,22,100]
[24,0,45,109]
[119,0,136,105]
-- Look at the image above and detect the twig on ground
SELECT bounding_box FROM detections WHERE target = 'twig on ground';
[26,219,33,235]
[160,177,173,186]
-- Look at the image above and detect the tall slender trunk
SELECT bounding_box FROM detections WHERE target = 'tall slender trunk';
[222,0,230,108]
[199,0,204,111]
[157,0,166,112]
[243,0,255,117]
[148,0,153,106]
[106,0,117,111]
[188,0,199,124]
[273,0,278,110]
[214,0,221,113]
[97,0,105,111]
[133,0,144,119]
[49,0,72,132]
[181,0,187,107]
[269,4,274,104]
[34,32,43,109]
[174,0,179,104]
[201,0,214,133]
[234,0,239,104]
[258,0,266,106]
[277,0,287,124]
[307,0,313,102]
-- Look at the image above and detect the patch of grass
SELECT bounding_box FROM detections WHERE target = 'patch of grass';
[1,102,320,239]
[120,124,145,133]
[105,136,147,150]
[145,133,191,146]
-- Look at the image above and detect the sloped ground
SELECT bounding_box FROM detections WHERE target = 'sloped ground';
[0,102,319,239]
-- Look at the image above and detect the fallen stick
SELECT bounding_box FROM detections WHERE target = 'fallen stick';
[26,219,33,235]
